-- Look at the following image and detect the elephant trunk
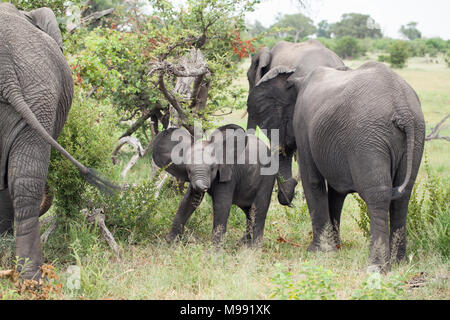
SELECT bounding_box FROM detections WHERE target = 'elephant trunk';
[277,152,297,206]
[246,113,257,131]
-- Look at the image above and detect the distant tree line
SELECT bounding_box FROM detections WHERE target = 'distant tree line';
[246,12,450,68]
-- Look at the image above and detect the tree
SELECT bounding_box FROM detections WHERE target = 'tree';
[316,20,331,38]
[248,19,267,36]
[69,0,259,138]
[400,22,422,40]
[271,13,316,43]
[389,40,410,68]
[330,13,382,39]
[334,36,363,59]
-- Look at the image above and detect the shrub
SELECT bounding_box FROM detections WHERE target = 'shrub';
[351,273,405,300]
[270,262,338,300]
[389,40,410,68]
[377,55,390,63]
[334,36,365,59]
[445,50,450,68]
[47,89,120,215]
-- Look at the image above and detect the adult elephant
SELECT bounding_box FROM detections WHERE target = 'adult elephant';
[0,3,116,280]
[248,61,425,272]
[246,40,346,206]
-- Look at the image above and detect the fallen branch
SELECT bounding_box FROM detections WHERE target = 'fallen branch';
[40,216,58,244]
[81,208,121,262]
[276,229,303,248]
[426,114,450,142]
[112,136,144,165]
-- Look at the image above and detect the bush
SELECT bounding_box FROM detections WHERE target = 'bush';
[334,36,365,59]
[389,40,410,68]
[270,262,338,300]
[47,89,120,215]
[445,50,450,68]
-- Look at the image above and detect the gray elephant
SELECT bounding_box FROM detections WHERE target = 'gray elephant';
[248,61,425,272]
[152,124,278,246]
[246,40,347,206]
[0,4,116,279]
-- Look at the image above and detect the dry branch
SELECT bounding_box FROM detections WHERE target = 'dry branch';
[40,216,58,244]
[426,114,450,142]
[81,208,121,262]
[67,8,115,33]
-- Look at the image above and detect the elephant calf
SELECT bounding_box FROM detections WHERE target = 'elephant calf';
[152,124,277,246]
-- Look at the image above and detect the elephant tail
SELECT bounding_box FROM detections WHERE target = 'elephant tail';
[391,110,415,200]
[6,89,119,194]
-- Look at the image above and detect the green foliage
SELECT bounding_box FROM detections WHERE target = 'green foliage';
[271,13,316,42]
[351,273,405,300]
[68,0,259,133]
[316,20,331,38]
[446,50,450,68]
[270,263,338,300]
[352,194,371,238]
[5,0,70,18]
[389,40,410,68]
[334,36,365,59]
[330,13,382,39]
[47,90,119,215]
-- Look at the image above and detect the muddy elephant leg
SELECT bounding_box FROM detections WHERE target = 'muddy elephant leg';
[211,184,234,246]
[389,191,411,263]
[298,150,335,252]
[0,188,14,235]
[361,187,392,273]
[8,130,51,280]
[328,185,346,248]
[166,185,204,242]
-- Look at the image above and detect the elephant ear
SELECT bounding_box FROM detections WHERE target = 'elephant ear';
[22,7,63,52]
[248,47,272,89]
[152,128,193,182]
[210,124,247,183]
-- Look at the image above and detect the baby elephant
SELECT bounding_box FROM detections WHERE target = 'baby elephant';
[152,124,278,246]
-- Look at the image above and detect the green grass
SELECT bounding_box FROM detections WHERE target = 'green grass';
[1,56,449,300]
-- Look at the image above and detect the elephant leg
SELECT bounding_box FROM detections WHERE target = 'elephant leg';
[327,184,346,248]
[166,185,204,242]
[211,185,234,246]
[8,130,51,280]
[0,188,14,235]
[389,194,410,263]
[298,151,335,252]
[250,191,273,247]
[361,187,392,273]
[240,206,253,245]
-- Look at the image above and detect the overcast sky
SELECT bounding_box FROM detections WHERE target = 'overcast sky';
[245,0,450,39]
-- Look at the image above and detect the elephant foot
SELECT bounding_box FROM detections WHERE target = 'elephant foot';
[277,178,298,206]
[239,235,252,247]
[307,241,338,253]
[165,233,178,243]
[366,265,382,274]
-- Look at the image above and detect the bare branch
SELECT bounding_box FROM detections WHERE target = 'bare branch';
[67,8,115,33]
[426,114,450,142]
[112,136,145,165]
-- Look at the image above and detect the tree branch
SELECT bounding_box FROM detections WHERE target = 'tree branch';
[426,114,450,142]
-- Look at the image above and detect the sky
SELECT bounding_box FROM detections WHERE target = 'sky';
[245,0,450,39]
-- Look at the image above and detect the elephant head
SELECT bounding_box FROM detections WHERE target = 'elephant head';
[247,46,272,92]
[152,125,247,192]
[21,7,63,51]
[247,66,298,205]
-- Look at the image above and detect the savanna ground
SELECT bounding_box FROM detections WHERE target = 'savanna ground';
[0,55,449,300]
